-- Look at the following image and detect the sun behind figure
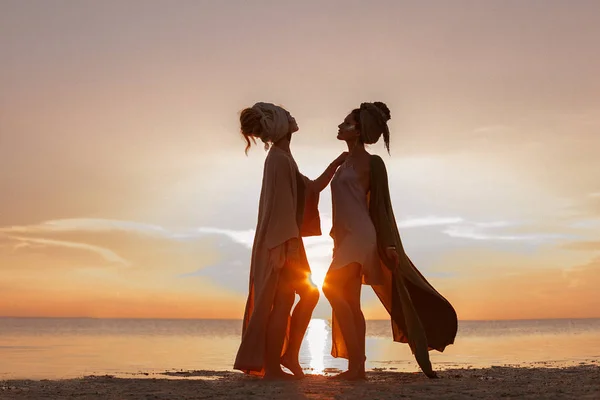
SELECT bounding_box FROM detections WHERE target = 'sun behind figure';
[308,264,328,292]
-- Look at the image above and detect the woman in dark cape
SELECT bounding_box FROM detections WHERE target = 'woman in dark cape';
[323,102,458,380]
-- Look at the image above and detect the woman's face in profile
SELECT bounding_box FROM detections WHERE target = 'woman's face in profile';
[337,113,359,141]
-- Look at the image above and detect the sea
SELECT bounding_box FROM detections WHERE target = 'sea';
[1,318,599,379]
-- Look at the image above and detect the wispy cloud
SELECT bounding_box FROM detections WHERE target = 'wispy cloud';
[442,220,571,242]
[1,218,174,237]
[9,235,130,266]
[0,218,258,245]
[397,216,464,228]
[195,227,255,248]
[567,219,600,229]
[0,218,253,274]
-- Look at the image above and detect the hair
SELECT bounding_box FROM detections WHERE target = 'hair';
[350,101,392,153]
[239,107,266,155]
[239,106,294,154]
[374,101,392,121]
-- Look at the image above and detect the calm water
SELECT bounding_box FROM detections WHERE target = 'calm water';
[1,318,599,379]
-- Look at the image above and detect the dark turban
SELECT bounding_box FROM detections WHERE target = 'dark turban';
[359,102,390,151]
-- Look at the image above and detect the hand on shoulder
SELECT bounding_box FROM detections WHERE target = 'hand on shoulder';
[333,151,349,167]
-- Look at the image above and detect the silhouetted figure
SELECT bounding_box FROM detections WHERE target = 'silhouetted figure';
[233,102,346,379]
[323,102,458,380]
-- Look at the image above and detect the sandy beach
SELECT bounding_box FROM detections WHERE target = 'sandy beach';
[2,362,598,399]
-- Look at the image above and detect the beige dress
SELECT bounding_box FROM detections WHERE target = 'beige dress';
[329,161,383,284]
[234,147,320,376]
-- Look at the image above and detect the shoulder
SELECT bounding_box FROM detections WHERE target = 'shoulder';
[265,148,294,172]
[370,154,385,164]
[369,155,390,190]
[369,154,387,171]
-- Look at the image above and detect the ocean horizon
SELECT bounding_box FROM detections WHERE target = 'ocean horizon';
[3,316,600,321]
[1,317,599,380]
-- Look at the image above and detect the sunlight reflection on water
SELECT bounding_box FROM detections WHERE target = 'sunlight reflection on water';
[306,319,327,374]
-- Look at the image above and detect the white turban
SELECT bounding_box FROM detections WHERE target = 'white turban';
[252,102,291,144]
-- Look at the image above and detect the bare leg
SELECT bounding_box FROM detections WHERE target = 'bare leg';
[281,277,319,378]
[323,263,363,380]
[346,274,366,379]
[264,271,296,380]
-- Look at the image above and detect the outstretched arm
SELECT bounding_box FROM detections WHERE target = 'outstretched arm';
[309,152,348,192]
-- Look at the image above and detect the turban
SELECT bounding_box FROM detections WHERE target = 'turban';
[252,102,292,144]
[358,102,389,145]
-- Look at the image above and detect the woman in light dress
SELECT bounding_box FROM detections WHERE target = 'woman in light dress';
[233,102,346,379]
[323,102,458,380]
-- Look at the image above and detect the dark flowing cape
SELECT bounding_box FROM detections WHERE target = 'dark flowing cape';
[331,155,458,376]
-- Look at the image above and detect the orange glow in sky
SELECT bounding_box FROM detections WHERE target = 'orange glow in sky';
[1,1,600,320]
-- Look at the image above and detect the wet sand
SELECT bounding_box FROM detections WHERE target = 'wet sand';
[1,362,598,399]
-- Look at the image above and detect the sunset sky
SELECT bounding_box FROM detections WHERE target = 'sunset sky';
[1,0,599,320]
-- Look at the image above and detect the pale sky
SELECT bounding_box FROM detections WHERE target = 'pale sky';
[1,0,600,320]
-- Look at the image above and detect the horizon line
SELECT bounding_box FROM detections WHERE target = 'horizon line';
[1,316,599,322]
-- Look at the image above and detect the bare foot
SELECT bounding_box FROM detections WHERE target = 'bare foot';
[359,363,365,377]
[263,369,298,381]
[281,354,305,378]
[329,369,366,381]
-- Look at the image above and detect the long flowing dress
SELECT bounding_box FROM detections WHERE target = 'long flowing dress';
[329,155,458,376]
[234,147,321,376]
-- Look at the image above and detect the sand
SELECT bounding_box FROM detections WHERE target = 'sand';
[1,362,599,399]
